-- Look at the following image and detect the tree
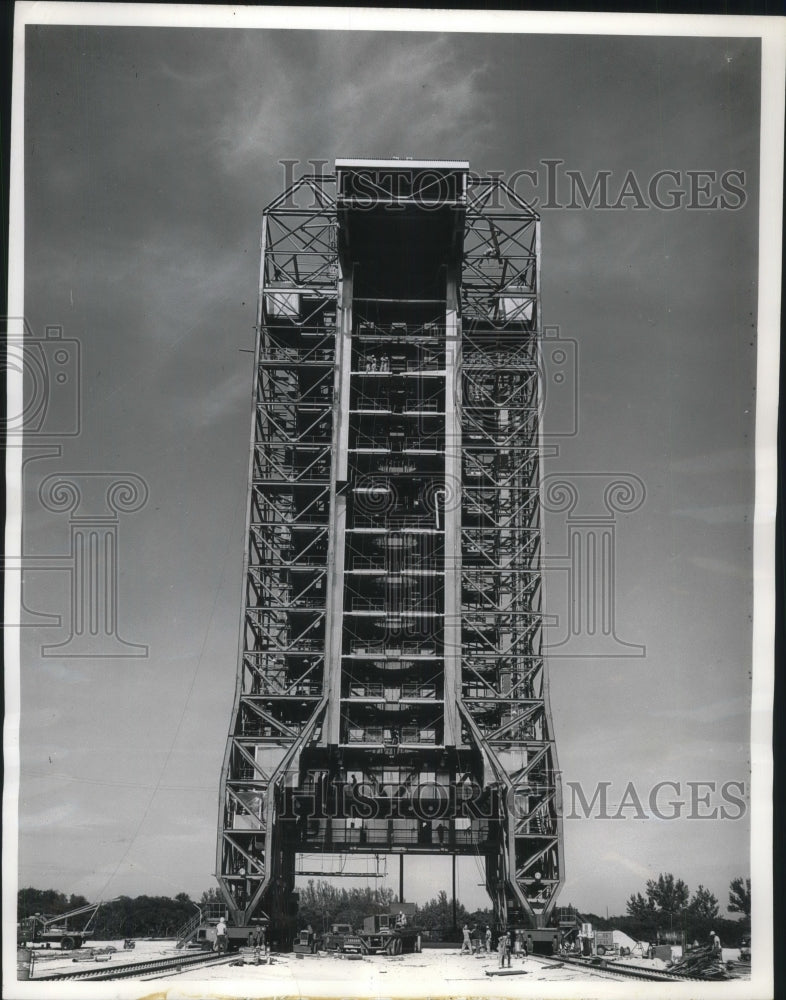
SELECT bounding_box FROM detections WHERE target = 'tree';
[624,873,690,937]
[625,891,657,939]
[467,905,495,931]
[18,888,72,919]
[728,877,751,919]
[417,890,464,932]
[294,881,396,934]
[688,885,719,920]
[297,880,343,932]
[626,891,656,922]
[645,873,689,929]
[686,885,719,938]
[340,886,395,931]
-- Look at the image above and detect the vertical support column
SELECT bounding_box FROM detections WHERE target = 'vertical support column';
[498,393,512,712]
[215,213,267,921]
[452,855,457,929]
[325,268,353,744]
[443,268,462,746]
[534,219,542,331]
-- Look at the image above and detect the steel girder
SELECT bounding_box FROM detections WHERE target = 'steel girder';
[216,178,338,926]
[216,167,563,935]
[457,177,564,928]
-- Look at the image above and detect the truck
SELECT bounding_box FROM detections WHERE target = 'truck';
[17,900,109,950]
[322,922,364,954]
[293,927,319,955]
[357,909,422,956]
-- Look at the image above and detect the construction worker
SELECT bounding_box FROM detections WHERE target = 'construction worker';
[484,925,492,954]
[498,928,511,968]
[461,924,472,954]
[215,917,227,954]
[710,930,721,955]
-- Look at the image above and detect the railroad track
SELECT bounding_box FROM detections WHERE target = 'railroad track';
[34,950,237,982]
[535,953,715,983]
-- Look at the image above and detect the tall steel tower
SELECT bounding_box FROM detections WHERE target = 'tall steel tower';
[216,160,564,947]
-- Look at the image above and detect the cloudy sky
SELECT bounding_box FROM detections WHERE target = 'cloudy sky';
[11,12,771,918]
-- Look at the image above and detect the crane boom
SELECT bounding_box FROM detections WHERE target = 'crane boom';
[41,900,103,927]
[18,898,120,950]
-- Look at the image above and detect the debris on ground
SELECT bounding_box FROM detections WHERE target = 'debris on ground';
[668,945,730,980]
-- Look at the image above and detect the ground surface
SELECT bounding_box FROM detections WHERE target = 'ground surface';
[26,939,749,995]
[26,938,180,977]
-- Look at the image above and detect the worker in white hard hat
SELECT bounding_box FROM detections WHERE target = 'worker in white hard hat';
[215,917,227,954]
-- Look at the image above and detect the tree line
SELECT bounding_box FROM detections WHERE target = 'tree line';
[616,873,750,945]
[18,887,200,940]
[18,873,750,944]
[294,882,493,940]
[16,884,493,942]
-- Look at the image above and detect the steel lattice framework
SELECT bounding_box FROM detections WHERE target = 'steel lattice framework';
[458,179,562,926]
[216,162,563,947]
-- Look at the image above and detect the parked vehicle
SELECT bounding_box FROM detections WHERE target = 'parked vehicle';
[357,910,421,955]
[322,923,363,954]
[17,900,110,950]
[293,928,319,955]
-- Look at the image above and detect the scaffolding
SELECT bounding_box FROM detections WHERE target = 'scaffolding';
[459,179,562,925]
[216,161,563,945]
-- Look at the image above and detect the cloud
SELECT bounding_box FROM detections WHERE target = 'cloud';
[600,851,654,883]
[213,33,490,177]
[16,25,760,911]
[186,367,250,428]
[647,698,750,726]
